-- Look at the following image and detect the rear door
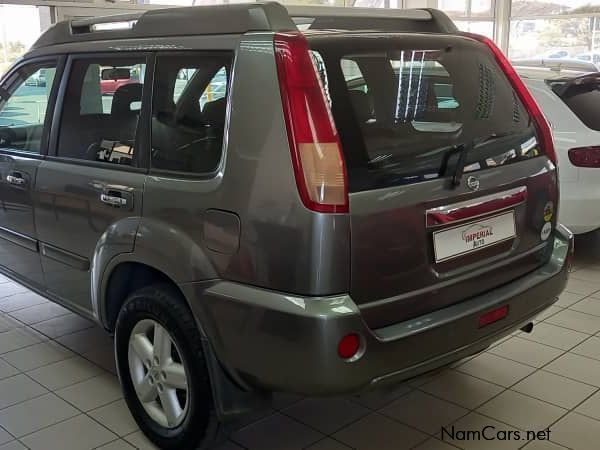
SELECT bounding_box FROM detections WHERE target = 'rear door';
[0,59,60,288]
[310,33,558,329]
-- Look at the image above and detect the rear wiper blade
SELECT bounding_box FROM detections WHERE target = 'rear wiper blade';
[451,140,474,188]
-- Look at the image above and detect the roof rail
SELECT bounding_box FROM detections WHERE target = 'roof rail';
[286,5,458,34]
[511,58,598,73]
[32,2,296,49]
[30,2,457,50]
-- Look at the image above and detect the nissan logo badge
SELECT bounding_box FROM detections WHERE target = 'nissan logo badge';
[466,176,480,191]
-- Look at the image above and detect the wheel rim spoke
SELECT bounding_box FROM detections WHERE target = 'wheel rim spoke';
[130,333,154,364]
[153,323,172,364]
[159,388,183,427]
[163,363,187,390]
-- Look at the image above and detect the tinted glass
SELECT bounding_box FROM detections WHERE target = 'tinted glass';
[310,34,540,192]
[152,53,231,174]
[552,78,600,131]
[57,57,146,166]
[0,63,57,153]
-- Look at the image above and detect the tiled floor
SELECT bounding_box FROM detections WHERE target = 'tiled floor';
[2,234,600,449]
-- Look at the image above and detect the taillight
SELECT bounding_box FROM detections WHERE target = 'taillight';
[461,33,558,166]
[274,32,349,214]
[568,146,600,167]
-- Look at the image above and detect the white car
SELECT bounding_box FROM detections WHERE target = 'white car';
[515,62,600,234]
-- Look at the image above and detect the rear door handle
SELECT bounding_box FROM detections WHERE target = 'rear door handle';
[100,193,127,207]
[6,173,26,186]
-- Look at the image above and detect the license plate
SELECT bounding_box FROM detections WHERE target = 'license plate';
[433,211,516,263]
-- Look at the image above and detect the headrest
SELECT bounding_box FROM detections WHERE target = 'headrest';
[348,90,373,124]
[111,83,143,116]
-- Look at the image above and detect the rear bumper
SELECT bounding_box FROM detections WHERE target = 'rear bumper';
[181,225,573,396]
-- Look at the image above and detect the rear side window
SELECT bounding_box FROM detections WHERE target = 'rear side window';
[151,53,231,174]
[310,35,541,192]
[551,78,600,132]
[57,57,146,166]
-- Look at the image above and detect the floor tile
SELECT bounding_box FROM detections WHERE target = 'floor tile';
[521,440,569,450]
[124,430,159,450]
[232,413,323,450]
[89,399,138,437]
[351,383,412,410]
[31,313,94,339]
[0,428,11,446]
[332,413,427,450]
[570,268,600,283]
[549,412,600,450]
[488,337,564,368]
[546,309,600,334]
[519,323,589,351]
[0,284,31,300]
[26,355,102,390]
[0,316,22,334]
[536,306,563,322]
[21,414,117,450]
[0,393,79,437]
[0,359,18,381]
[8,303,70,325]
[571,336,600,360]
[82,343,116,374]
[283,398,369,435]
[55,373,122,411]
[95,440,136,450]
[477,390,566,431]
[0,442,27,450]
[545,353,600,386]
[0,328,45,354]
[0,374,47,409]
[439,412,522,450]
[413,438,460,450]
[555,291,585,308]
[564,278,600,296]
[0,292,47,313]
[575,390,600,421]
[1,341,73,372]
[569,296,600,317]
[420,370,504,409]
[456,352,536,387]
[304,438,352,450]
[512,370,597,409]
[381,390,468,434]
[55,326,113,355]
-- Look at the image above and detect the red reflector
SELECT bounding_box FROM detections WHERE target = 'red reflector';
[274,32,349,214]
[461,33,558,166]
[338,333,361,360]
[568,147,600,168]
[478,305,509,328]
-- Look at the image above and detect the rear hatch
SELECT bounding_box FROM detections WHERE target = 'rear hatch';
[308,32,559,329]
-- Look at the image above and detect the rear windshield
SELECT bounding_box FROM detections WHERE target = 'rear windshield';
[550,76,600,131]
[309,33,541,192]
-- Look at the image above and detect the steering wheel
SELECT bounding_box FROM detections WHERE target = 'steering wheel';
[0,127,16,147]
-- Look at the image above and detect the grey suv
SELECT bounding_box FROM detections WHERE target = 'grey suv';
[0,3,573,449]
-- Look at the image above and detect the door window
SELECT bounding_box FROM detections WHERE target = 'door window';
[0,63,57,153]
[152,53,232,174]
[56,57,147,166]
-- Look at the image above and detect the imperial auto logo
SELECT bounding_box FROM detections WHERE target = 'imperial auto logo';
[462,223,494,248]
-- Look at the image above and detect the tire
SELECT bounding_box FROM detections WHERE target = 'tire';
[115,284,219,449]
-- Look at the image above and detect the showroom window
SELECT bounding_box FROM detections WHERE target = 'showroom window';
[438,0,496,39]
[509,0,600,63]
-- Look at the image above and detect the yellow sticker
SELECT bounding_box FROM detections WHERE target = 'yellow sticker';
[543,202,554,222]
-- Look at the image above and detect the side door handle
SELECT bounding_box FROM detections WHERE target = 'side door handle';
[6,172,26,186]
[100,193,127,207]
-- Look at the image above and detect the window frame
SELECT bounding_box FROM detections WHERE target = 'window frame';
[48,52,154,173]
[148,50,234,179]
[0,55,65,159]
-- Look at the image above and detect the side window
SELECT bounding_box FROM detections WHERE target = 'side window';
[56,57,146,166]
[152,53,232,174]
[0,63,57,153]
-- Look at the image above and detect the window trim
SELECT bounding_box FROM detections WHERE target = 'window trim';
[148,50,235,178]
[0,55,65,158]
[48,51,153,172]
